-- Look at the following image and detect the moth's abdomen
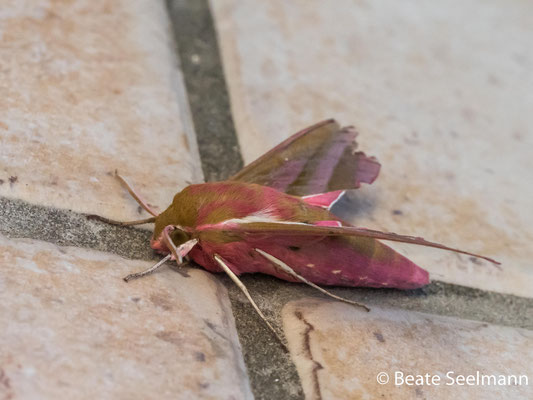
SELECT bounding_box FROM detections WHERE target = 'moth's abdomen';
[195,235,429,289]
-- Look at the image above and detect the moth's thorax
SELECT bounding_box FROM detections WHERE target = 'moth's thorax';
[150,181,334,253]
[150,225,190,254]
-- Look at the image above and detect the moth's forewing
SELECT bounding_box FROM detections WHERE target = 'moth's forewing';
[197,221,499,265]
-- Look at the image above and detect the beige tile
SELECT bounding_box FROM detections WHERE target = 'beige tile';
[211,0,533,297]
[0,234,252,400]
[283,299,533,400]
[0,0,202,220]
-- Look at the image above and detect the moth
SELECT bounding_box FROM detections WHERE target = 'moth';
[88,119,498,340]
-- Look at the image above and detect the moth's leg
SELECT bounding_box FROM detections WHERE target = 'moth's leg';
[213,254,288,351]
[255,248,370,312]
[123,238,198,282]
[162,226,181,263]
[124,254,171,282]
[115,170,158,217]
[85,214,156,226]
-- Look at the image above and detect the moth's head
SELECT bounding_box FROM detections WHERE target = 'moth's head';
[150,185,198,254]
[150,223,191,255]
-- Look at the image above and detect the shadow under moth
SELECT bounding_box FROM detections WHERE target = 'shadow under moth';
[88,119,499,344]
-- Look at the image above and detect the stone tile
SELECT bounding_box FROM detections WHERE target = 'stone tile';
[0,234,252,400]
[282,299,532,400]
[0,0,202,220]
[211,0,533,297]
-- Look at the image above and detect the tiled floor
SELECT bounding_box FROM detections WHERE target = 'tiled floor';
[1,0,532,399]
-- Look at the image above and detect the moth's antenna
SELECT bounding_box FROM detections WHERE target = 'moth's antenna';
[115,170,159,217]
[255,248,370,312]
[85,215,156,226]
[213,254,288,351]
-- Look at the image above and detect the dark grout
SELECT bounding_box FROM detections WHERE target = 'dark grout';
[166,0,244,183]
[0,197,155,262]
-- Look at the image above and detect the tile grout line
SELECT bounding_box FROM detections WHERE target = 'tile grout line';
[163,4,204,185]
[0,197,155,262]
[166,0,244,183]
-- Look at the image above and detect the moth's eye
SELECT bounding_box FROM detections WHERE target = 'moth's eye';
[170,229,189,246]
